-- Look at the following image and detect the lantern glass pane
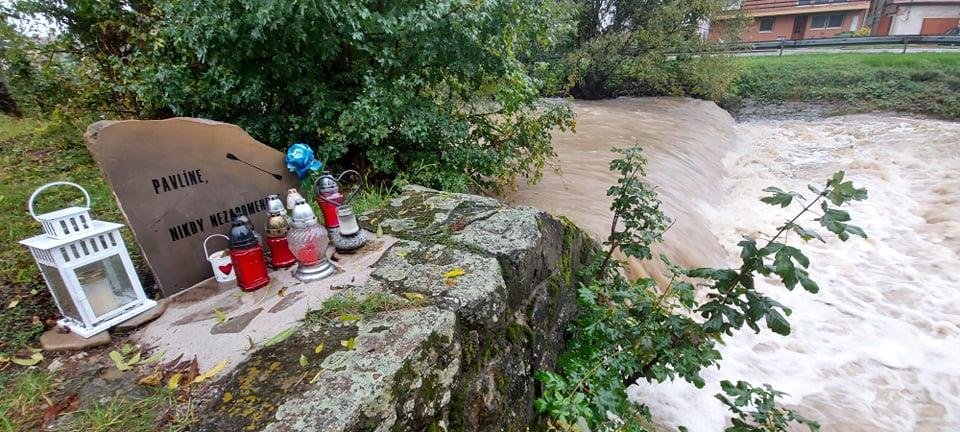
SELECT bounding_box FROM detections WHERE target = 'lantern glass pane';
[39,263,82,322]
[75,255,138,318]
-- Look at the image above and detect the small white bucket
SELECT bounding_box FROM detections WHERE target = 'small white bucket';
[204,234,236,283]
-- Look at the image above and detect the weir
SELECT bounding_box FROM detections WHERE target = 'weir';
[507,97,960,432]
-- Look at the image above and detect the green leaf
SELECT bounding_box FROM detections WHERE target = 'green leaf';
[299,354,308,368]
[765,309,791,335]
[340,338,356,350]
[760,187,803,208]
[790,224,824,242]
[263,325,299,347]
[12,352,43,367]
[109,350,132,371]
[798,274,820,294]
[139,350,165,366]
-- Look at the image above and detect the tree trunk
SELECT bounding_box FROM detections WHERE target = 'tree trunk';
[0,81,22,117]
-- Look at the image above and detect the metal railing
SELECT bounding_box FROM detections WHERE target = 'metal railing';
[722,35,960,54]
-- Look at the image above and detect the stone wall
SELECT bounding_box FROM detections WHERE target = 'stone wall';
[198,185,597,431]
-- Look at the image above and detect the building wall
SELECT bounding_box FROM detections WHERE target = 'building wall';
[732,10,866,41]
[889,4,960,34]
[738,15,796,41]
[803,10,867,38]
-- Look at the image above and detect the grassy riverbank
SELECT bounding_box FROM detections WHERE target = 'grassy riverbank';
[733,52,960,119]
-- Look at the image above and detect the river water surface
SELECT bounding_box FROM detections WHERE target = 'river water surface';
[503,98,960,431]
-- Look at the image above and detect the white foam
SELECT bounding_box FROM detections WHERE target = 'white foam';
[633,115,960,431]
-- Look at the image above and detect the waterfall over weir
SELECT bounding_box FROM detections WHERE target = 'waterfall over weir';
[503,97,960,431]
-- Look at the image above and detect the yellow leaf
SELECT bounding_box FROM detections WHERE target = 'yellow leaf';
[314,342,324,354]
[442,268,466,278]
[278,286,288,297]
[338,314,361,322]
[376,223,383,238]
[138,370,163,387]
[403,292,425,302]
[7,300,18,309]
[166,372,182,390]
[109,351,132,371]
[0,355,9,363]
[340,338,356,350]
[193,359,228,384]
[299,354,308,368]
[213,308,227,323]
[12,352,42,367]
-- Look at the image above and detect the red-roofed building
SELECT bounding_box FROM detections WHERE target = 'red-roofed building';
[709,0,872,41]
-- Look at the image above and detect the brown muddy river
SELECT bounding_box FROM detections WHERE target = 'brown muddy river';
[503,97,960,431]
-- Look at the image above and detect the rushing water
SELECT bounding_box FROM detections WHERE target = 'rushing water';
[503,98,960,431]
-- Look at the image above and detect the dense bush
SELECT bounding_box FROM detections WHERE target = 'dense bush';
[3,0,575,192]
[534,0,742,101]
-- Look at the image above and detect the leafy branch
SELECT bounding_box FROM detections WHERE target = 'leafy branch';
[536,147,868,432]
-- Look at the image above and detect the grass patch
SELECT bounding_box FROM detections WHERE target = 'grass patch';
[0,113,126,355]
[0,368,195,432]
[0,369,58,430]
[305,292,417,326]
[52,390,194,432]
[733,53,960,119]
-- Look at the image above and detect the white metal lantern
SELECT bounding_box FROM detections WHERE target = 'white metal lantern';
[19,182,157,338]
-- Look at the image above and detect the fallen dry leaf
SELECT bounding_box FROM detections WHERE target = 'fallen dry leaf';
[12,352,43,367]
[309,369,325,384]
[109,351,132,371]
[166,372,182,390]
[213,308,228,323]
[299,354,308,368]
[403,292,426,302]
[314,342,324,354]
[41,393,79,427]
[139,350,165,366]
[194,359,228,384]
[7,300,19,309]
[138,369,163,387]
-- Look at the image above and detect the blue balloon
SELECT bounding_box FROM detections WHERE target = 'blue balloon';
[285,143,323,179]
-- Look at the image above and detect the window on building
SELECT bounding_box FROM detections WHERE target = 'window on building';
[811,13,845,29]
[758,17,775,32]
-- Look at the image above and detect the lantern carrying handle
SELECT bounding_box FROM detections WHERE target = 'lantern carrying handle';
[28,181,92,221]
[203,234,230,258]
[316,170,364,207]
